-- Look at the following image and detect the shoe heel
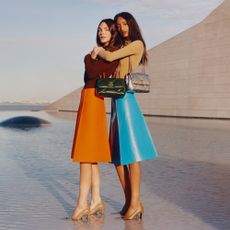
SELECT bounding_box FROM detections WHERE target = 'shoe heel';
[71,207,89,222]
[95,209,104,217]
[123,204,144,220]
[139,212,143,219]
[81,214,88,222]
[133,211,143,220]
[90,201,105,217]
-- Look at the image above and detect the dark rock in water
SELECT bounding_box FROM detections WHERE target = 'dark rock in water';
[0,116,51,130]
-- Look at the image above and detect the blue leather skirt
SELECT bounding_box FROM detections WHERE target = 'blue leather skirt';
[109,91,158,165]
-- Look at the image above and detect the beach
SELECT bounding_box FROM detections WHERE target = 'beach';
[0,110,229,230]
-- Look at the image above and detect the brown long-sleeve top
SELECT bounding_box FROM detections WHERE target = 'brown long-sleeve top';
[98,40,144,78]
[84,49,119,88]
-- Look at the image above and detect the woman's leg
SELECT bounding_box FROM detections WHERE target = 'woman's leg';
[88,163,105,216]
[123,162,142,217]
[90,163,102,207]
[115,164,131,214]
[71,163,91,218]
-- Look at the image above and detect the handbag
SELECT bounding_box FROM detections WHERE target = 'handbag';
[125,72,150,93]
[125,57,150,93]
[96,76,126,98]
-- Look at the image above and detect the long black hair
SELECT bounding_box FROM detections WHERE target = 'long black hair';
[114,12,147,64]
[96,18,122,49]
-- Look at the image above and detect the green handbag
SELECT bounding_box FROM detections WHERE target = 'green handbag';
[96,76,126,98]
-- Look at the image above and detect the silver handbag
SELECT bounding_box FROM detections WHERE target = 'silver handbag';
[125,57,150,93]
[125,72,150,93]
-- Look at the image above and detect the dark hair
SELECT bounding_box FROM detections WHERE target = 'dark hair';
[114,12,148,64]
[96,18,122,49]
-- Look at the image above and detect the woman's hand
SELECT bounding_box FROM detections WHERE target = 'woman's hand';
[91,46,103,59]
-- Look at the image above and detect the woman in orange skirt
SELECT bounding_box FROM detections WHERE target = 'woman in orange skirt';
[70,19,121,221]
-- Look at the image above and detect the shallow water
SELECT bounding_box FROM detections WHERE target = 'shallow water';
[0,110,229,230]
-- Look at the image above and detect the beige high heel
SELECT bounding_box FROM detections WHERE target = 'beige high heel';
[89,200,105,216]
[123,203,144,220]
[71,207,89,222]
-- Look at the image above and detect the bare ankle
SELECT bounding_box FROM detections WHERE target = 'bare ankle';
[90,197,102,206]
[76,200,88,209]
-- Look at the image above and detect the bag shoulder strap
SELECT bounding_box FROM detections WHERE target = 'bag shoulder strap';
[128,56,146,74]
[114,62,122,78]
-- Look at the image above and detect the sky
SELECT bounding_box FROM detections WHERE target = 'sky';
[0,0,224,103]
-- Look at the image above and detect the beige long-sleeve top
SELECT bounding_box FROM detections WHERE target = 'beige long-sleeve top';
[98,40,144,78]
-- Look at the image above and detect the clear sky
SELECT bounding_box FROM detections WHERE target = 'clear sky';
[0,0,224,103]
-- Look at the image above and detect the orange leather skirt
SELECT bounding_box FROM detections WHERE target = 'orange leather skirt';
[71,88,111,162]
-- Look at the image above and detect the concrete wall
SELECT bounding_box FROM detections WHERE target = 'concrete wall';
[136,0,230,118]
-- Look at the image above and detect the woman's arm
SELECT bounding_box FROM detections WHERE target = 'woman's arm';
[84,54,118,78]
[90,46,103,60]
[98,40,143,62]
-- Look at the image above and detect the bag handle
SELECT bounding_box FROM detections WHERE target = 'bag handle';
[128,56,132,74]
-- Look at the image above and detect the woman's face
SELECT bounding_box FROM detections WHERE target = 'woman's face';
[116,16,129,38]
[98,22,112,46]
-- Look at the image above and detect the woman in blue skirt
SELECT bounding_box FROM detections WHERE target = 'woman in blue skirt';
[94,12,158,220]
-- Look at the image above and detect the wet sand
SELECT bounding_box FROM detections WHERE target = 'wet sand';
[0,112,229,230]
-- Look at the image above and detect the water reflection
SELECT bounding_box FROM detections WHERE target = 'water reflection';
[1,110,229,230]
[72,215,104,230]
[71,214,145,230]
[123,219,144,230]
